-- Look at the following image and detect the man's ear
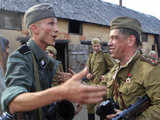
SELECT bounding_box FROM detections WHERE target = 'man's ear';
[30,24,39,35]
[128,35,136,47]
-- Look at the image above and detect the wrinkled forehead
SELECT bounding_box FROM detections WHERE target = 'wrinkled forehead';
[109,29,121,36]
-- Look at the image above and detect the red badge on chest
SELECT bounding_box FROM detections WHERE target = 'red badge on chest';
[126,73,132,83]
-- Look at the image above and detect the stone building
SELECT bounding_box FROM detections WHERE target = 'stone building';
[0,0,160,72]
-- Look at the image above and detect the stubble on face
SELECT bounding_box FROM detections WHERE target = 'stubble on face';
[109,29,128,60]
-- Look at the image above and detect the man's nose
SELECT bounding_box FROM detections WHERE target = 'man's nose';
[108,40,112,46]
[54,25,59,33]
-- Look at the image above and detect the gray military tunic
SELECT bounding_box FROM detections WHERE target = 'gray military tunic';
[0,66,6,114]
[1,39,54,120]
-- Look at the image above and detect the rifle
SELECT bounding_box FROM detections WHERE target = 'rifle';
[80,40,108,46]
[80,40,109,53]
[112,95,151,120]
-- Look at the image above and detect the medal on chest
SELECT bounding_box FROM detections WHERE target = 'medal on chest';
[126,73,132,83]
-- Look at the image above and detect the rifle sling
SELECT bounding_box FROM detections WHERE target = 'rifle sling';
[112,79,127,109]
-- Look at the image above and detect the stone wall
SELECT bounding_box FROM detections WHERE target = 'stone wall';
[69,44,89,73]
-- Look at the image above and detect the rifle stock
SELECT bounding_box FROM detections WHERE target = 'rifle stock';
[112,95,150,120]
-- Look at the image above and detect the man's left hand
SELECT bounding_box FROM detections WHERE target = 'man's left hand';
[106,109,122,120]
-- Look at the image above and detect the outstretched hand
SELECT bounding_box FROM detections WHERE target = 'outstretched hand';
[61,67,106,104]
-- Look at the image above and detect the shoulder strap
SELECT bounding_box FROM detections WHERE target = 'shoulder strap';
[112,79,127,109]
[88,53,93,73]
[32,54,43,120]
[32,54,41,91]
[18,44,31,55]
[140,54,158,66]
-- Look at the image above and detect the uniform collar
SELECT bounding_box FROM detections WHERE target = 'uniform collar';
[93,50,102,54]
[112,50,141,82]
[119,50,140,69]
[27,39,49,68]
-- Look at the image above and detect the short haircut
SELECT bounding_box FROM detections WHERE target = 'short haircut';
[118,28,141,46]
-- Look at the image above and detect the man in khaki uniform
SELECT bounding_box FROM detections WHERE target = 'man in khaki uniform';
[102,16,160,120]
[46,46,64,86]
[86,38,114,120]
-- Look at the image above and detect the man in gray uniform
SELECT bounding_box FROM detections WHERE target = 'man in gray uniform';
[0,36,9,114]
[1,3,106,120]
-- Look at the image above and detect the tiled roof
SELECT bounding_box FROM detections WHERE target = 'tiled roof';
[1,0,160,34]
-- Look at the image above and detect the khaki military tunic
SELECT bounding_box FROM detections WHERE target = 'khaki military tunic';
[86,51,114,84]
[101,51,160,120]
[86,51,114,113]
[52,60,64,86]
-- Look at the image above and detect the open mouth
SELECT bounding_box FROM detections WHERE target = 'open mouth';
[52,35,58,39]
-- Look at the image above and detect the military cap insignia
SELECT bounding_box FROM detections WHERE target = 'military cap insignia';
[126,73,132,83]
[40,59,47,69]
[41,60,45,66]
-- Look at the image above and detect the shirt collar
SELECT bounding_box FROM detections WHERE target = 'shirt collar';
[119,50,140,69]
[93,50,102,54]
[27,39,49,66]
